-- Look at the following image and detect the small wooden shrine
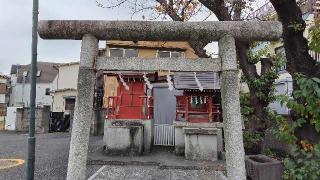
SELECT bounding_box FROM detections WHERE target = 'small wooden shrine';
[174,72,221,123]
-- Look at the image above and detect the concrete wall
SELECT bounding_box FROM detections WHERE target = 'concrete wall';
[9,83,54,108]
[15,106,50,133]
[4,107,18,131]
[52,90,77,112]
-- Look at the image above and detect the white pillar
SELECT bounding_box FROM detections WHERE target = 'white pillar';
[219,35,246,180]
[67,34,98,180]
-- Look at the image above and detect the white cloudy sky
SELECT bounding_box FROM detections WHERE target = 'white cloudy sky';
[0,0,267,74]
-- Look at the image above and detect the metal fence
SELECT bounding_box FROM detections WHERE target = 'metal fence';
[153,124,175,146]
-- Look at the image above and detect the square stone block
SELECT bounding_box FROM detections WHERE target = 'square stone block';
[105,125,144,156]
[184,128,219,161]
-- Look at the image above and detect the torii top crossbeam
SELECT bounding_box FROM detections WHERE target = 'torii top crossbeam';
[38,20,282,41]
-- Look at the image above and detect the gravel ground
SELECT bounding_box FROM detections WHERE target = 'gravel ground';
[0,131,103,180]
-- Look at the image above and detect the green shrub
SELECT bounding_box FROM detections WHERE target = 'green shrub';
[273,75,320,180]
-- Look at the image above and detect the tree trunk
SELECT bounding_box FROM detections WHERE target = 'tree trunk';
[270,0,320,78]
[270,0,320,143]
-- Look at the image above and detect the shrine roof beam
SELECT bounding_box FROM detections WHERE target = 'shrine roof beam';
[38,20,282,41]
[95,57,221,72]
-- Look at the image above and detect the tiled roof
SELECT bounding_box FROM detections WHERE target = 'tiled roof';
[16,62,59,83]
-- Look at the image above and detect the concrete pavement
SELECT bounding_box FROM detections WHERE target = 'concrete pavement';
[0,132,102,180]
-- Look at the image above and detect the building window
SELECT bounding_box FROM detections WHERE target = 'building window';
[109,48,138,58]
[157,50,184,58]
[36,70,41,77]
[45,88,50,95]
[124,49,138,57]
[65,98,76,111]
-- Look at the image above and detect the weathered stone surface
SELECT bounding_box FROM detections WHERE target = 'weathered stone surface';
[104,119,153,153]
[174,122,224,156]
[219,36,237,71]
[184,128,220,161]
[66,34,98,180]
[104,125,144,156]
[38,20,282,41]
[184,127,219,135]
[174,126,185,155]
[80,34,98,68]
[95,56,221,72]
[219,35,246,180]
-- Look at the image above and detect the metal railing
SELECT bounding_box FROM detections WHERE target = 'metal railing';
[154,124,175,146]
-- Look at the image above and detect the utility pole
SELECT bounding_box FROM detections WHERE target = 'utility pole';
[26,0,38,179]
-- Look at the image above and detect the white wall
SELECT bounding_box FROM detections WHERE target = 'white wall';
[10,83,53,107]
[5,107,18,130]
[55,64,79,90]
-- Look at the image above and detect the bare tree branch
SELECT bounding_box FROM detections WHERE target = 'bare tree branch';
[96,0,129,8]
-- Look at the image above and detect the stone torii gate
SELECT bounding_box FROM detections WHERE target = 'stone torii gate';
[38,20,282,180]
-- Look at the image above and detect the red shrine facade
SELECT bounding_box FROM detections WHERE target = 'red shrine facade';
[104,73,221,123]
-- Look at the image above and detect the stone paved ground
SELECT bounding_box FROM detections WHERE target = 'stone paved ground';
[0,132,226,180]
[0,131,102,180]
[89,165,226,180]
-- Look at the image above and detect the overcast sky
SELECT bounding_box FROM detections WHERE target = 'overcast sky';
[0,0,266,74]
[0,0,137,74]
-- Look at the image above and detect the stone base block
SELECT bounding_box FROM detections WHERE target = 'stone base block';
[104,125,143,156]
[184,128,219,161]
[245,154,283,180]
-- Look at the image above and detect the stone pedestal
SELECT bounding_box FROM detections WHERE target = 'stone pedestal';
[184,127,220,161]
[105,124,144,156]
[174,122,223,156]
[104,119,153,155]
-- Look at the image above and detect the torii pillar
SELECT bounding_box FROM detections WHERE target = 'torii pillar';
[67,34,98,179]
[38,20,282,180]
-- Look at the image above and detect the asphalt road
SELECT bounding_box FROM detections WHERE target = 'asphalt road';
[0,131,103,180]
